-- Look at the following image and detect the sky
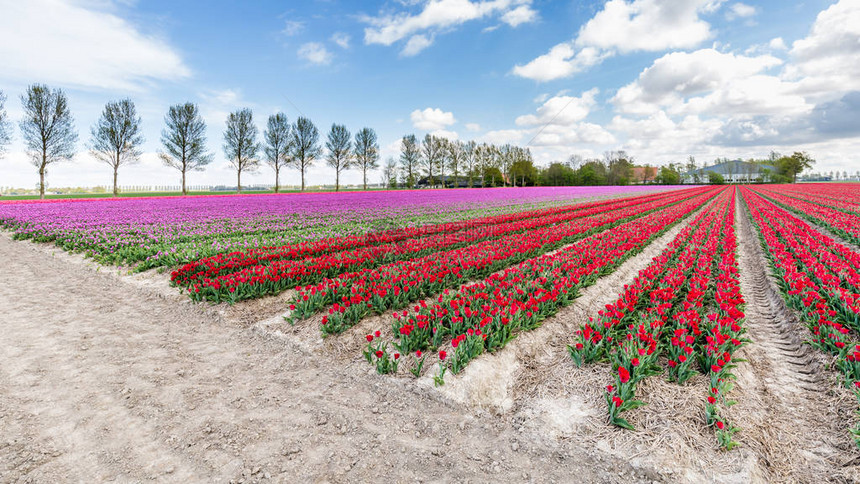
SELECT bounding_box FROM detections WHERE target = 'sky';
[0,0,858,190]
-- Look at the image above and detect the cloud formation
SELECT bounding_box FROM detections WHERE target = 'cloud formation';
[0,0,190,91]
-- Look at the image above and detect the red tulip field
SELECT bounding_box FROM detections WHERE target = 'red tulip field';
[3,184,860,482]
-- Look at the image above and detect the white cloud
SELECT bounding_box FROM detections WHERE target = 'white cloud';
[576,0,716,53]
[331,32,351,49]
[465,123,482,132]
[282,20,305,36]
[479,129,525,145]
[513,0,719,81]
[512,44,608,82]
[515,88,599,126]
[431,129,460,140]
[769,37,787,50]
[501,5,538,27]
[401,34,434,56]
[530,122,616,147]
[297,42,333,65]
[411,107,457,131]
[362,0,536,55]
[0,0,190,91]
[725,2,756,20]
[784,0,860,96]
[611,49,783,115]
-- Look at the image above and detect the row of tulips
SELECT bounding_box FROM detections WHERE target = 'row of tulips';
[361,187,724,380]
[763,184,860,213]
[742,187,860,446]
[287,188,714,334]
[569,188,745,449]
[171,191,674,286]
[751,186,860,245]
[183,188,712,303]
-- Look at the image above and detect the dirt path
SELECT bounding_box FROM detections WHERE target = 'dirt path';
[730,192,857,482]
[0,233,659,483]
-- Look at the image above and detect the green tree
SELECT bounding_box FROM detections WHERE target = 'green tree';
[777,151,815,183]
[483,166,503,187]
[290,116,321,191]
[656,164,681,185]
[577,160,607,186]
[510,158,538,186]
[708,171,725,185]
[604,151,634,185]
[399,134,420,188]
[89,99,144,197]
[223,108,260,193]
[19,84,78,199]
[540,162,576,186]
[263,113,292,193]
[160,102,213,196]
[325,123,352,191]
[354,127,379,191]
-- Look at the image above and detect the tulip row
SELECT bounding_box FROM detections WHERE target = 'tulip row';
[763,184,860,213]
[181,188,711,303]
[171,191,676,290]
[171,191,674,286]
[568,188,745,448]
[287,188,714,334]
[742,187,860,446]
[751,186,860,245]
[362,187,723,380]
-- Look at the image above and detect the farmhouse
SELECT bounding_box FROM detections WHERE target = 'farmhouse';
[682,160,778,184]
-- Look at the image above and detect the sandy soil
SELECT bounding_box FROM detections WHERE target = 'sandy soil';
[0,232,656,483]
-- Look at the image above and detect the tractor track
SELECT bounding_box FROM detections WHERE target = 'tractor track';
[732,191,853,482]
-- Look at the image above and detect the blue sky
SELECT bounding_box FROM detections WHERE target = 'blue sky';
[0,0,858,189]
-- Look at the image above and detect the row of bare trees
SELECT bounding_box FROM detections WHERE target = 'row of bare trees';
[392,134,533,188]
[0,85,381,198]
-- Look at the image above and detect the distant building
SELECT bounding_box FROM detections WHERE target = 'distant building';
[682,160,777,184]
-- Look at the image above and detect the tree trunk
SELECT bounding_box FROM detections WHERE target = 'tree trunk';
[301,164,305,192]
[39,164,45,200]
[275,167,280,193]
[113,166,119,197]
[181,169,187,196]
[363,167,367,191]
[237,169,242,194]
[336,170,340,192]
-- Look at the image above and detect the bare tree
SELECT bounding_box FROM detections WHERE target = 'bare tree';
[420,134,443,187]
[290,116,321,191]
[399,134,419,188]
[264,113,292,193]
[326,123,352,191]
[89,99,144,197]
[446,139,464,187]
[159,102,213,196]
[354,127,379,191]
[382,156,398,188]
[19,84,78,199]
[0,90,11,158]
[463,140,476,187]
[223,108,260,193]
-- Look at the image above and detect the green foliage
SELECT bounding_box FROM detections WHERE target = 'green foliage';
[708,171,725,185]
[776,151,815,183]
[656,165,681,185]
[510,158,539,186]
[540,162,577,186]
